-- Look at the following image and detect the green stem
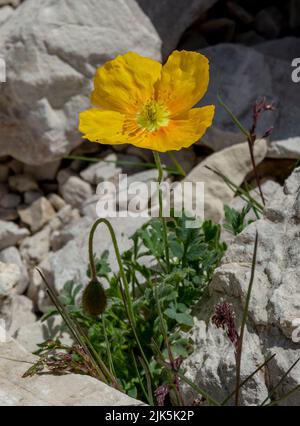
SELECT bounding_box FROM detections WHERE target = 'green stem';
[88,219,153,384]
[217,94,265,206]
[168,152,186,177]
[64,155,182,176]
[261,355,300,406]
[221,353,275,406]
[152,151,170,272]
[102,316,116,378]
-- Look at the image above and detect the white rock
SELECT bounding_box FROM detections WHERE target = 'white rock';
[266,137,300,160]
[58,169,93,208]
[0,6,13,26]
[184,140,268,222]
[221,179,282,245]
[0,246,29,294]
[0,295,36,337]
[27,257,52,312]
[15,316,72,353]
[183,168,300,405]
[0,220,29,250]
[8,174,39,193]
[0,339,142,406]
[0,261,21,297]
[0,0,161,165]
[18,197,56,233]
[19,226,50,266]
[56,205,80,225]
[47,193,66,211]
[80,154,121,185]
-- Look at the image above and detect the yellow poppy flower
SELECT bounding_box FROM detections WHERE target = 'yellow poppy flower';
[79,50,214,152]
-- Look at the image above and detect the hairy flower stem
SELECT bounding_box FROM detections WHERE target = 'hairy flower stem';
[217,94,265,206]
[153,151,170,272]
[247,136,265,206]
[88,219,153,395]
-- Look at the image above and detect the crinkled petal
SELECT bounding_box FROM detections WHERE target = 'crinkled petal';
[124,105,215,152]
[79,108,127,145]
[91,52,162,114]
[156,50,210,116]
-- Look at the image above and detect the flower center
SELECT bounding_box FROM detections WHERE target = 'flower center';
[136,100,169,132]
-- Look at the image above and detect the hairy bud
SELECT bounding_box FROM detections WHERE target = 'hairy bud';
[82,279,107,316]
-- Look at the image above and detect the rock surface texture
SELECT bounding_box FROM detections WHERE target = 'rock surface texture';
[184,139,268,222]
[0,339,143,406]
[201,38,300,160]
[182,167,300,405]
[0,0,161,165]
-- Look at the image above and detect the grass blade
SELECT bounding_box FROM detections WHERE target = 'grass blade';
[221,353,275,405]
[261,356,300,406]
[235,232,258,405]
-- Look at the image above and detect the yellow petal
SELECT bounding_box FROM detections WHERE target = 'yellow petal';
[79,108,127,145]
[125,105,215,152]
[91,52,162,114]
[156,50,210,116]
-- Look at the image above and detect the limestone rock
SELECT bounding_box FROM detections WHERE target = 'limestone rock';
[80,154,121,185]
[182,167,300,405]
[0,262,21,297]
[19,226,51,266]
[0,220,29,250]
[19,197,56,233]
[0,339,142,406]
[58,169,93,208]
[15,316,72,353]
[184,139,268,222]
[0,246,29,294]
[0,6,13,26]
[0,0,161,165]
[47,193,66,211]
[0,295,36,337]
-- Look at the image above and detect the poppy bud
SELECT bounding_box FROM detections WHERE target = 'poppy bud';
[82,279,107,316]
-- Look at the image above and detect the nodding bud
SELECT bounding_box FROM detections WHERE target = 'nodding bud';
[82,279,107,316]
